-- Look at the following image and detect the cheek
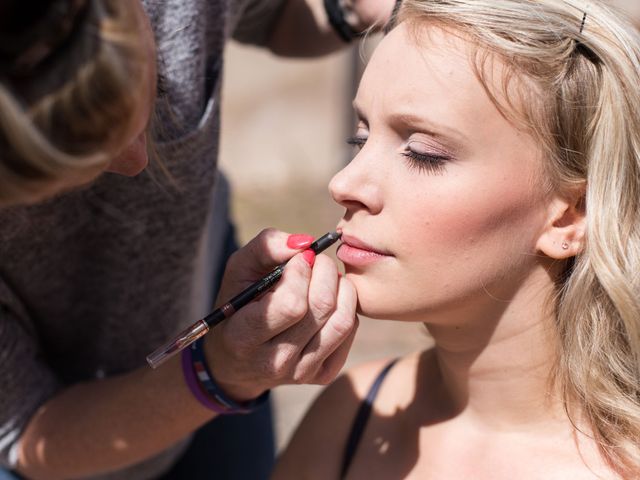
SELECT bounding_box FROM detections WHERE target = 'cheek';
[409,159,544,245]
[382,173,546,308]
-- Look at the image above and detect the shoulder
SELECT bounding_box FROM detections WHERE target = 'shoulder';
[272,355,415,480]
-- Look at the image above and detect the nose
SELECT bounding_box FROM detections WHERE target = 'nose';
[329,151,382,215]
[105,132,149,176]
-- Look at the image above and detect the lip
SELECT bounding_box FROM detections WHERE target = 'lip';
[336,233,392,267]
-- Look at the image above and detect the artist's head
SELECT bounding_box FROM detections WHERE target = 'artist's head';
[0,0,156,205]
[330,0,640,473]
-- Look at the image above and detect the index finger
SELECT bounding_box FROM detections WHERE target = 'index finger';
[228,228,313,276]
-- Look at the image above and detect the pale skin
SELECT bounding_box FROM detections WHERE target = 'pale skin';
[272,22,619,479]
[12,0,397,478]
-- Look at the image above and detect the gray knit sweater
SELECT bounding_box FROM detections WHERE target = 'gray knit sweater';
[0,0,285,478]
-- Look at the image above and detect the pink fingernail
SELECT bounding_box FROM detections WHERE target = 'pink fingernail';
[302,249,316,267]
[287,234,314,250]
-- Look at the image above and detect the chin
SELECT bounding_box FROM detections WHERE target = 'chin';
[354,285,432,322]
[347,273,404,320]
[356,297,403,321]
[357,304,431,324]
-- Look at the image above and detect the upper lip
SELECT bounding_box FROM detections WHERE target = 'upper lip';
[339,233,392,256]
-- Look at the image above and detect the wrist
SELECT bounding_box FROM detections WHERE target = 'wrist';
[207,375,268,405]
[324,0,402,42]
[182,340,269,414]
[348,1,397,32]
[202,338,268,402]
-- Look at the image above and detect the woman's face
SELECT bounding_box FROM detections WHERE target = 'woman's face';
[330,22,554,322]
[103,0,157,177]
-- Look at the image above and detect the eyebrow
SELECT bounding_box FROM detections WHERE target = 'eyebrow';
[352,101,468,152]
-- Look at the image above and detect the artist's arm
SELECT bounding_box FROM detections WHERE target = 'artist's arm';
[267,0,398,56]
[232,0,397,57]
[12,229,357,479]
[15,353,212,479]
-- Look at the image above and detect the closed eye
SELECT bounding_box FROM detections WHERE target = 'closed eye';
[346,136,367,149]
[347,136,450,175]
[402,150,448,174]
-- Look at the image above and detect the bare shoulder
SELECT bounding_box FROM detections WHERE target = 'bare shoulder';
[271,356,410,480]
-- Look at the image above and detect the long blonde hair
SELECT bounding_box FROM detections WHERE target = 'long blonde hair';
[400,0,640,475]
[0,0,153,205]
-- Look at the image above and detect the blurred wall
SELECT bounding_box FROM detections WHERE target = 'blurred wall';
[218,42,356,241]
[613,0,640,26]
[220,42,352,189]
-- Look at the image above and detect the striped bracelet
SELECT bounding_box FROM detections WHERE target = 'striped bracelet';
[183,339,270,415]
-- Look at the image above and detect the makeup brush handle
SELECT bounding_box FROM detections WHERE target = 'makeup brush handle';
[146,319,209,369]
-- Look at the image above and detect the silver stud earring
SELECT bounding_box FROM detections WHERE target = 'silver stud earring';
[561,242,570,250]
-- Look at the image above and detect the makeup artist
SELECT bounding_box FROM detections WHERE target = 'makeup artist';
[0,1,398,479]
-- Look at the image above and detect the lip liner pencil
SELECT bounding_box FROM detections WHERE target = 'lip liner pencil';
[147,231,342,368]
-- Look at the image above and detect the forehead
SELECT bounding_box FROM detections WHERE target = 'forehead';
[360,22,479,97]
[356,22,526,148]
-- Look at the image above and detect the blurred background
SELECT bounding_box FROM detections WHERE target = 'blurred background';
[217,0,640,453]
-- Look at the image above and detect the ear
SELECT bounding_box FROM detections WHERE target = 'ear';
[536,189,586,259]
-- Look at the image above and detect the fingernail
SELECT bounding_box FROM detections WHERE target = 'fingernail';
[302,249,316,267]
[287,234,314,250]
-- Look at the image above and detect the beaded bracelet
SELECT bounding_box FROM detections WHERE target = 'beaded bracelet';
[183,339,270,415]
[181,345,228,413]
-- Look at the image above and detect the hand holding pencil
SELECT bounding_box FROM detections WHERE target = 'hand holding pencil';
[148,228,358,402]
[147,231,342,368]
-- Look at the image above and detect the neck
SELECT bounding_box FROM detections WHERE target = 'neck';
[426,272,568,432]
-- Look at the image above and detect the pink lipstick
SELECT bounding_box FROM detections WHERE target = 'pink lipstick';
[337,234,392,267]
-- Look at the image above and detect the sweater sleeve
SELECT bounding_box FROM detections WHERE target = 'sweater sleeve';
[231,0,287,46]
[0,280,59,469]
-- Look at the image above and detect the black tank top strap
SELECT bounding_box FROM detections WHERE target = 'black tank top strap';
[340,358,400,479]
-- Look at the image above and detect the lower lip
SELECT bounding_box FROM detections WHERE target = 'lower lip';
[336,243,391,266]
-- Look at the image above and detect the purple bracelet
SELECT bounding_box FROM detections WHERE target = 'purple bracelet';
[181,346,228,414]
[189,339,270,414]
[181,342,270,415]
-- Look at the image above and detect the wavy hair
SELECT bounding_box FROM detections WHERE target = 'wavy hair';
[0,0,153,204]
[399,0,640,475]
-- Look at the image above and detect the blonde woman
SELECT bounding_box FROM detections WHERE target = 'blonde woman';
[273,1,640,478]
[0,1,398,479]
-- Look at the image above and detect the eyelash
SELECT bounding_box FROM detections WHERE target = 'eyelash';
[346,136,448,174]
[346,136,366,149]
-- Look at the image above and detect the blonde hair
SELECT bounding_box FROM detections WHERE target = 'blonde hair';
[399,0,640,475]
[0,0,153,204]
